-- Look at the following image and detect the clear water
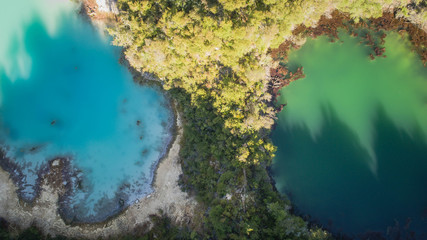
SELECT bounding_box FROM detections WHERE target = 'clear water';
[272,31,427,239]
[0,1,173,222]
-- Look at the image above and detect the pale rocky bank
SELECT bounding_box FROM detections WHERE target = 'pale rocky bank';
[0,107,196,238]
[0,2,196,238]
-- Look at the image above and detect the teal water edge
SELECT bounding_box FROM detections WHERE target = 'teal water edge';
[0,1,173,222]
[272,31,427,239]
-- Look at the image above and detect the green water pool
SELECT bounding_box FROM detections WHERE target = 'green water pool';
[272,31,427,238]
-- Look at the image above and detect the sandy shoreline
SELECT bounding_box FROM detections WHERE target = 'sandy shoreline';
[0,108,196,238]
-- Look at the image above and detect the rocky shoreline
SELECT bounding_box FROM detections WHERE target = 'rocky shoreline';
[0,106,196,238]
[267,6,427,240]
[0,0,196,237]
[0,93,178,225]
[269,9,427,110]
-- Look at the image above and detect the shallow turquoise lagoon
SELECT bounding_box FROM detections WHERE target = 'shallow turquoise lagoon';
[0,1,173,222]
[272,32,427,239]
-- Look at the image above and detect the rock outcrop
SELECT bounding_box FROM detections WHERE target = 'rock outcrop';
[95,0,118,14]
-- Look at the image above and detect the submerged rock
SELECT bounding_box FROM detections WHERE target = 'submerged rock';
[51,159,61,167]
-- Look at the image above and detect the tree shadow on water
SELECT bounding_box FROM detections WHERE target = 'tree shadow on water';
[271,106,427,240]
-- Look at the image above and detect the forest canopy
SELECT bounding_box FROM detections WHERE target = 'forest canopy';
[110,0,418,164]
[109,0,424,239]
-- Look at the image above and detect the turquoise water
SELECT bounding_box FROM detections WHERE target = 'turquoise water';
[0,1,172,222]
[272,32,427,238]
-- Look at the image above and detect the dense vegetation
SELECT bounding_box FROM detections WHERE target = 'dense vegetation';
[0,218,70,240]
[107,0,425,239]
